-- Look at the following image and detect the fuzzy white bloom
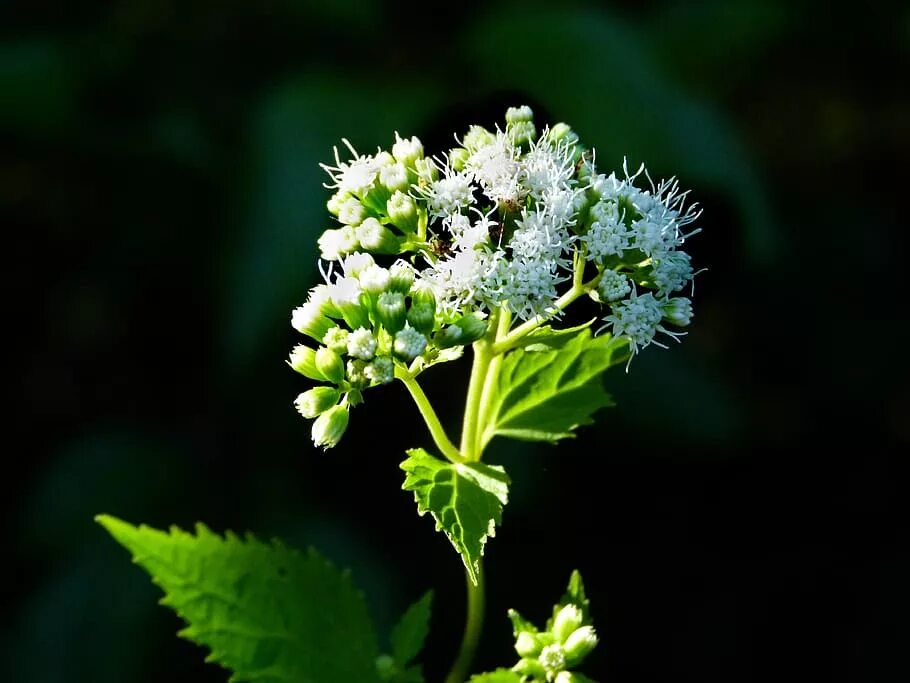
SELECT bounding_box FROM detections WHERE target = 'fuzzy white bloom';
[290,301,323,333]
[521,135,576,199]
[420,165,475,218]
[602,289,684,354]
[346,327,377,360]
[651,251,693,294]
[464,132,523,208]
[340,252,375,278]
[328,275,362,307]
[358,263,391,294]
[585,200,629,261]
[320,139,385,196]
[364,355,394,384]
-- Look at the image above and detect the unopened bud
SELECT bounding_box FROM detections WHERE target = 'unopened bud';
[364,355,394,385]
[295,387,341,419]
[414,157,438,183]
[318,227,359,261]
[311,404,349,449]
[563,626,598,666]
[514,631,541,658]
[389,260,416,293]
[358,264,391,296]
[315,347,345,384]
[322,326,350,354]
[505,105,534,124]
[379,162,409,194]
[407,303,436,336]
[661,297,693,327]
[512,658,547,680]
[539,644,567,674]
[547,122,579,147]
[449,147,469,172]
[346,359,369,389]
[288,344,325,381]
[326,191,348,216]
[393,326,428,361]
[392,133,423,167]
[508,120,536,146]
[376,291,407,333]
[387,191,418,232]
[346,327,377,361]
[552,604,584,644]
[555,672,594,683]
[291,302,334,342]
[337,197,368,226]
[453,313,487,343]
[462,125,495,152]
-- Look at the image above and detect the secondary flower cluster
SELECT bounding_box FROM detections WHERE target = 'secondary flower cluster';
[290,105,702,445]
[510,603,598,683]
[289,253,485,447]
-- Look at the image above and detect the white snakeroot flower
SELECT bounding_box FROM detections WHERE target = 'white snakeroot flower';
[329,275,363,308]
[597,270,631,302]
[421,246,498,315]
[318,227,359,261]
[337,196,367,226]
[662,296,693,327]
[585,200,629,261]
[651,250,693,293]
[379,162,409,193]
[521,134,576,200]
[464,132,523,208]
[499,257,562,320]
[420,165,475,218]
[511,210,572,263]
[602,289,684,354]
[358,263,391,294]
[290,301,324,333]
[320,139,385,196]
[392,133,423,166]
[340,252,375,278]
[346,327,377,360]
[538,644,567,674]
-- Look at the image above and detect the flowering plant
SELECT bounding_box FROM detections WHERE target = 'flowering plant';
[98,106,702,683]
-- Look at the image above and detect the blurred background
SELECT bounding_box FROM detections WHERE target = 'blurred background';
[4,0,909,681]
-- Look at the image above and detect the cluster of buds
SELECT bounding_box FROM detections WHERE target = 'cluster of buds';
[509,603,598,682]
[289,253,486,447]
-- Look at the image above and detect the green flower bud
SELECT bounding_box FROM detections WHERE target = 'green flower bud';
[555,672,595,683]
[512,658,547,680]
[547,122,579,146]
[449,147,469,172]
[376,291,407,333]
[392,133,423,167]
[379,162,409,194]
[322,326,350,354]
[393,325,428,361]
[414,157,438,184]
[287,344,325,381]
[563,626,598,666]
[661,297,693,327]
[311,404,349,449]
[514,631,542,658]
[291,302,334,342]
[552,604,584,644]
[389,260,416,293]
[453,313,487,343]
[364,355,394,385]
[356,218,399,254]
[387,191,418,232]
[346,359,369,389]
[505,104,534,124]
[294,386,341,419]
[435,324,463,349]
[462,125,495,152]
[315,347,345,384]
[407,303,436,335]
[507,120,536,146]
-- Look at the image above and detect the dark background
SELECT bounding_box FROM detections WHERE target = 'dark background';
[4,1,909,681]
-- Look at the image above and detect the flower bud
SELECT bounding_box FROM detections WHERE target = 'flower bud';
[508,120,536,146]
[375,150,395,167]
[326,191,348,216]
[376,291,406,332]
[291,302,334,342]
[435,324,463,349]
[538,643,567,674]
[311,404,349,449]
[449,147,469,172]
[595,270,631,303]
[322,326,350,354]
[462,125,495,152]
[337,197,368,226]
[563,626,598,666]
[407,303,436,335]
[392,133,423,167]
[379,162,409,194]
[555,672,594,683]
[364,355,394,385]
[547,122,579,146]
[512,658,547,680]
[356,218,399,254]
[294,386,341,419]
[318,227,359,261]
[346,359,369,389]
[358,264,391,296]
[452,313,487,343]
[661,297,693,327]
[387,191,418,232]
[514,631,542,658]
[315,347,345,384]
[505,105,534,124]
[346,327,377,361]
[414,157,438,183]
[393,326,428,361]
[552,604,585,644]
[389,260,416,293]
[287,344,325,381]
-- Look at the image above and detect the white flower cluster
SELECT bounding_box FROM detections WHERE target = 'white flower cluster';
[291,105,703,445]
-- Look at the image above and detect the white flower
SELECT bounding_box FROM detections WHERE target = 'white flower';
[651,250,693,294]
[498,257,563,320]
[602,289,683,354]
[318,227,359,261]
[520,135,575,200]
[464,132,523,208]
[418,162,475,218]
[340,251,375,278]
[510,210,572,264]
[394,326,428,361]
[392,133,423,166]
[336,197,367,226]
[379,162,409,192]
[364,355,394,384]
[597,270,631,302]
[329,275,362,307]
[320,139,385,196]
[584,200,629,261]
[358,263,390,294]
[346,327,377,360]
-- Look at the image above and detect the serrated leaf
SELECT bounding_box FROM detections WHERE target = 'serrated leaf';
[507,608,538,636]
[400,449,509,585]
[468,669,522,683]
[482,329,629,446]
[518,319,595,351]
[96,515,380,683]
[391,590,433,666]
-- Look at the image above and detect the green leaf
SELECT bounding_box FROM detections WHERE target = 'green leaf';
[400,449,510,585]
[482,329,629,446]
[518,319,595,351]
[507,608,538,636]
[96,515,380,683]
[390,590,433,666]
[468,669,522,683]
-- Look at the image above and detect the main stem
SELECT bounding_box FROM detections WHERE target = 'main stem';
[443,560,485,683]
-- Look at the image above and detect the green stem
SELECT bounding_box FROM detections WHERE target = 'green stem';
[443,561,485,683]
[475,308,511,453]
[491,285,585,355]
[396,369,464,464]
[460,341,492,461]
